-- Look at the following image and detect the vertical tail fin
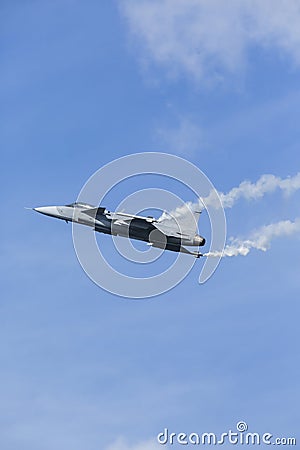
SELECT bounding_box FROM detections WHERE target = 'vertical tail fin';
[158,204,201,235]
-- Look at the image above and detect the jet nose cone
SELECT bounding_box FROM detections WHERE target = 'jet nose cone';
[34,206,59,217]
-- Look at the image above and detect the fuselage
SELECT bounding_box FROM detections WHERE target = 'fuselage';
[34,202,205,256]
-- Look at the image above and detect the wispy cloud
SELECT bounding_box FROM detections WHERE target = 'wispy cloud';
[105,437,161,450]
[121,0,300,82]
[156,117,203,155]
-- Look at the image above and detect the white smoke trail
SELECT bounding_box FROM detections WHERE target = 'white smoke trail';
[158,173,300,257]
[159,173,300,223]
[203,172,300,209]
[204,218,300,257]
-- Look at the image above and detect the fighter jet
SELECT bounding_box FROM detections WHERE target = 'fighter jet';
[33,202,205,257]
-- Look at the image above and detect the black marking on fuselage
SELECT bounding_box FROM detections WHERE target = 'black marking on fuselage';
[94,214,181,249]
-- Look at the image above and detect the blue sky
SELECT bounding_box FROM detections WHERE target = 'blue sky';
[1,1,300,448]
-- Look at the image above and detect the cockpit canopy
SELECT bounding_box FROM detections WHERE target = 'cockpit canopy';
[66,202,94,209]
